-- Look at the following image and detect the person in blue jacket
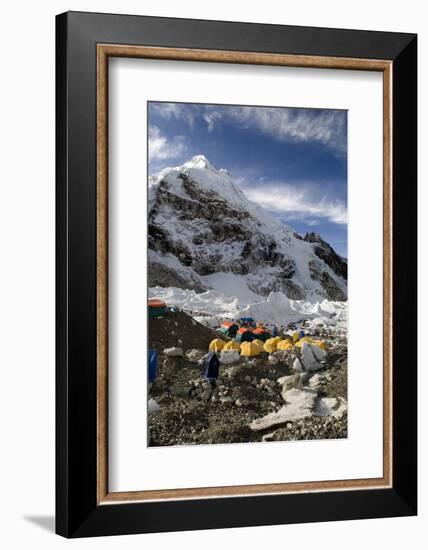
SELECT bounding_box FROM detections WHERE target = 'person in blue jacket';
[202,352,220,387]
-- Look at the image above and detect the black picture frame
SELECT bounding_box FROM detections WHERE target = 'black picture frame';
[56,11,417,538]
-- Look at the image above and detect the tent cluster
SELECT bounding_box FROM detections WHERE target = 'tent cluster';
[234,326,270,343]
[214,316,327,354]
[216,317,279,345]
[218,321,239,338]
[208,331,327,358]
[148,298,179,319]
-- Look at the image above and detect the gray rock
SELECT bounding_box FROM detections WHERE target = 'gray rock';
[309,373,326,390]
[277,373,300,392]
[220,396,233,404]
[300,342,327,372]
[250,388,318,431]
[148,399,161,415]
[314,396,347,418]
[293,358,303,372]
[268,354,279,365]
[220,349,240,364]
[185,349,205,363]
[163,347,183,357]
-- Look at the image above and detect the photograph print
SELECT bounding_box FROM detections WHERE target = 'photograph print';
[147,101,348,447]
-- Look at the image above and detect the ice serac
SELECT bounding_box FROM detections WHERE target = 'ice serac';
[148,155,347,302]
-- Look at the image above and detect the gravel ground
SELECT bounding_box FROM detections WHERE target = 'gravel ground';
[267,414,348,442]
[322,344,348,400]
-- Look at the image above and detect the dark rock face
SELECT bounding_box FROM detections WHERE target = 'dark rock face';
[149,174,298,285]
[308,260,347,301]
[240,236,296,276]
[148,262,207,293]
[304,232,347,281]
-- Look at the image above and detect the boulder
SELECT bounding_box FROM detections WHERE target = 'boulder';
[250,388,317,431]
[300,342,327,371]
[308,373,326,391]
[220,396,233,404]
[293,358,303,372]
[148,398,161,415]
[314,397,347,418]
[277,373,301,393]
[220,349,241,365]
[163,347,183,357]
[185,349,205,363]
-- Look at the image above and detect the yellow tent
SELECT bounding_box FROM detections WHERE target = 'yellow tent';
[240,341,261,357]
[295,337,327,350]
[252,339,265,351]
[264,337,282,353]
[209,338,225,352]
[292,331,300,343]
[310,339,328,350]
[277,340,294,351]
[223,340,241,351]
[294,336,314,348]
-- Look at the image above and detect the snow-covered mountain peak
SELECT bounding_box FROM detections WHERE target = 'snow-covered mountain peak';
[148,157,348,302]
[182,154,217,172]
[149,155,288,233]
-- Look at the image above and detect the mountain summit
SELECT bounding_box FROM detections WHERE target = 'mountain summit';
[182,154,217,171]
[148,157,347,301]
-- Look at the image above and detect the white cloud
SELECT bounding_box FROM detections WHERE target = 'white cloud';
[243,182,347,225]
[149,103,196,128]
[150,102,347,154]
[203,111,223,132]
[148,126,188,161]
[231,106,347,153]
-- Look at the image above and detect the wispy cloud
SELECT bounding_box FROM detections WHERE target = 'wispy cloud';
[150,103,347,154]
[233,107,347,154]
[203,110,223,132]
[148,125,188,161]
[149,103,196,128]
[242,182,347,225]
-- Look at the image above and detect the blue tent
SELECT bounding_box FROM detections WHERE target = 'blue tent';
[239,317,255,326]
[202,351,220,381]
[148,350,157,383]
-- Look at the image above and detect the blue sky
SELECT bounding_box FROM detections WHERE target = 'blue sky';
[148,102,348,257]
